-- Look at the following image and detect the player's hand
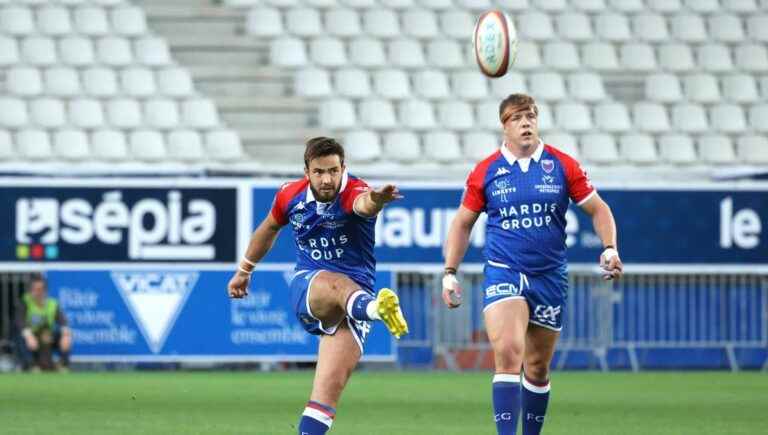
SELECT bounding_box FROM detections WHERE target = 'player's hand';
[441,273,463,309]
[370,184,404,206]
[600,247,623,281]
[25,334,39,351]
[227,270,250,299]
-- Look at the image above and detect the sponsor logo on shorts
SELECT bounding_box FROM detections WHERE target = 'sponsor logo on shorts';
[485,282,522,298]
[533,304,561,326]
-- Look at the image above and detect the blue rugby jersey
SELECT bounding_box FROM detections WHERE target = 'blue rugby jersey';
[462,142,595,274]
[270,171,376,290]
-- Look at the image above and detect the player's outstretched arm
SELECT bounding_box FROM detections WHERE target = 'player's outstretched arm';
[442,206,480,308]
[579,193,623,280]
[353,184,403,218]
[227,213,283,299]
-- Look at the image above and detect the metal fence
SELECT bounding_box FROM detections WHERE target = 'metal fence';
[397,270,768,371]
[0,273,32,357]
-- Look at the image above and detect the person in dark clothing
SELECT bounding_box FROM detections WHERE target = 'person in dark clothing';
[17,274,71,372]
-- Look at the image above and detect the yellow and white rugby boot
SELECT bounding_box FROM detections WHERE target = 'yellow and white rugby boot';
[376,288,409,339]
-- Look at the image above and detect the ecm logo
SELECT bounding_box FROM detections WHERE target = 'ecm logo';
[15,190,217,260]
[720,197,762,249]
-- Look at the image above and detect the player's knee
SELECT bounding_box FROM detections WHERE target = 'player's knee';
[493,339,525,371]
[524,357,550,382]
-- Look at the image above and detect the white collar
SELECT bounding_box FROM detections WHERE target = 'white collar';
[500,141,544,173]
[305,169,349,204]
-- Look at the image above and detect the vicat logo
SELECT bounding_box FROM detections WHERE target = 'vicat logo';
[15,191,217,260]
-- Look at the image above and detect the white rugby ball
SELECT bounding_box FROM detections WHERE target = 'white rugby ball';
[473,10,518,78]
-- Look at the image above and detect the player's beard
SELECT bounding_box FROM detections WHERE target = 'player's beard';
[310,182,340,203]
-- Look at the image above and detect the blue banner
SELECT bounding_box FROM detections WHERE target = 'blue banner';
[254,185,768,265]
[47,270,394,361]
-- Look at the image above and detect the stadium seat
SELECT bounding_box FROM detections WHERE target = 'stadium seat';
[555,103,592,132]
[380,0,415,10]
[363,8,399,38]
[722,75,759,103]
[735,44,768,72]
[438,101,475,130]
[8,67,43,96]
[570,0,607,11]
[672,104,709,133]
[708,15,745,43]
[310,37,347,67]
[698,135,737,163]
[456,0,493,9]
[658,44,695,72]
[536,103,555,130]
[698,44,734,72]
[341,0,377,8]
[120,67,157,97]
[295,68,332,97]
[544,132,579,158]
[646,74,682,102]
[389,39,425,68]
[556,12,593,41]
[0,6,35,35]
[302,0,340,7]
[107,99,142,129]
[334,68,371,98]
[92,130,128,160]
[632,13,669,42]
[619,134,657,164]
[320,99,357,129]
[426,40,465,69]
[683,0,720,12]
[490,72,527,97]
[270,37,307,67]
[97,37,133,66]
[53,130,90,160]
[530,72,567,101]
[287,8,322,36]
[440,10,474,40]
[670,14,707,43]
[403,9,439,38]
[135,38,171,66]
[145,99,180,129]
[0,98,29,127]
[21,37,57,66]
[684,74,721,103]
[74,6,109,35]
[167,130,204,161]
[533,0,567,11]
[517,11,555,41]
[476,101,500,129]
[424,131,461,163]
[206,130,244,161]
[594,102,631,132]
[608,0,644,11]
[37,6,72,35]
[111,6,148,36]
[568,73,606,102]
[413,69,450,99]
[0,130,13,160]
[595,13,631,41]
[69,99,104,129]
[349,38,385,67]
[325,9,361,36]
[582,42,619,71]
[543,42,580,70]
[399,99,436,130]
[157,68,194,97]
[452,71,488,100]
[83,67,118,97]
[748,104,768,132]
[44,67,81,97]
[463,131,499,161]
[416,0,454,10]
[746,15,768,42]
[0,36,19,65]
[247,8,283,36]
[723,0,758,12]
[16,130,52,160]
[762,77,768,99]
[182,99,220,129]
[646,0,682,12]
[580,133,619,164]
[621,43,657,71]
[514,41,542,70]
[345,131,383,163]
[30,98,66,128]
[737,135,768,163]
[633,102,670,133]
[59,37,95,66]
[130,130,167,161]
[374,69,411,99]
[382,131,420,162]
[658,134,697,164]
[710,104,746,133]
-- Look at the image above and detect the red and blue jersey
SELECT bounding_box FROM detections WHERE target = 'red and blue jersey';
[270,171,376,290]
[463,143,595,275]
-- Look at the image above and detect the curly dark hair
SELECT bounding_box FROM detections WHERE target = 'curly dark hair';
[304,137,345,168]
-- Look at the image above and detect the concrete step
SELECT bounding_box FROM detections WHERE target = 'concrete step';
[240,128,327,145]
[188,65,288,81]
[196,79,290,98]
[222,111,314,128]
[214,96,315,111]
[172,48,268,67]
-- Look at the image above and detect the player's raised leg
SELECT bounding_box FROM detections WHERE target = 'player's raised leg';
[298,322,361,435]
[521,324,559,435]
[485,299,530,435]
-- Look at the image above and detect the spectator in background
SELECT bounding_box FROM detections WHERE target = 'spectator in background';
[16,274,71,372]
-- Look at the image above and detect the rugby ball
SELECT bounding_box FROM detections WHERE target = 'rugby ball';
[473,10,518,78]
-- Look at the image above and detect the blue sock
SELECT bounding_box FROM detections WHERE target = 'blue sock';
[298,401,335,435]
[492,373,521,435]
[521,375,551,435]
[346,290,375,321]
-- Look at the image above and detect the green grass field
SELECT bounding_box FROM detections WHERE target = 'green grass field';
[1,371,767,435]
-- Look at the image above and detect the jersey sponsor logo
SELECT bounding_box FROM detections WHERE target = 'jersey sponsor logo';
[290,211,306,231]
[533,304,561,327]
[495,167,511,176]
[485,282,522,298]
[319,217,346,230]
[491,179,516,203]
[112,272,197,353]
[498,202,557,231]
[541,159,555,174]
[535,176,562,194]
[300,235,349,261]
